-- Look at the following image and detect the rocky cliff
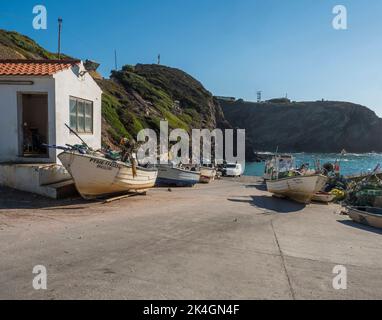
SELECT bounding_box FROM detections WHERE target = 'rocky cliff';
[220,99,382,154]
[97,64,230,147]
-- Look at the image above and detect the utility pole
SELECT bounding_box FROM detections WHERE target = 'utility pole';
[114,49,118,70]
[58,18,63,60]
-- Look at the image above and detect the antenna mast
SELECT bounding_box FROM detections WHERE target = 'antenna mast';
[58,18,63,60]
[114,49,118,70]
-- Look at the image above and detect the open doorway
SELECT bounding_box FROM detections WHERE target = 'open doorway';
[21,93,49,158]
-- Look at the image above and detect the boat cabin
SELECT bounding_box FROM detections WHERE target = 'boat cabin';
[264,155,295,180]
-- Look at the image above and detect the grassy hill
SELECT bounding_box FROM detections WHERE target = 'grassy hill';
[0,29,71,60]
[98,64,230,146]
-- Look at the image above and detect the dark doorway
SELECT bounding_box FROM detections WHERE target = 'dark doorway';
[21,94,49,158]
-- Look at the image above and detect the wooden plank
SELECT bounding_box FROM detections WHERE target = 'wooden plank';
[103,191,147,204]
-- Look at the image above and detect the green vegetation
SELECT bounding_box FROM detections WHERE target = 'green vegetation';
[98,64,226,146]
[0,29,71,60]
[102,94,131,141]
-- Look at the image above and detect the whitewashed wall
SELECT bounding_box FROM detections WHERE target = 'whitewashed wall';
[54,63,102,159]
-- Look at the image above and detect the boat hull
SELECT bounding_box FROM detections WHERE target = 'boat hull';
[199,167,216,184]
[156,165,200,187]
[347,206,382,229]
[266,175,327,204]
[312,192,336,203]
[58,152,158,199]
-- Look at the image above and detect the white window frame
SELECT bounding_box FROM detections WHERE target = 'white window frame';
[69,96,93,134]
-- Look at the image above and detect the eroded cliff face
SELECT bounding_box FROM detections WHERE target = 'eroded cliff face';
[220,99,382,154]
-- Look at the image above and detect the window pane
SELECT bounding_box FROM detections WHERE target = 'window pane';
[70,99,77,114]
[85,102,92,117]
[85,117,93,133]
[85,102,93,133]
[77,101,85,133]
[70,115,77,130]
[69,99,77,130]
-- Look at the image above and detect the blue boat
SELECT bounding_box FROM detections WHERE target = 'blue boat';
[156,164,200,187]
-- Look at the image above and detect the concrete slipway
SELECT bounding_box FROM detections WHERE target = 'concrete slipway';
[0,177,381,300]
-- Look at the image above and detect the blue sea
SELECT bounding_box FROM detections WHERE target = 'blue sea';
[244,153,382,177]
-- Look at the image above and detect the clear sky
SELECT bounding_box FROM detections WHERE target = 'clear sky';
[1,0,382,115]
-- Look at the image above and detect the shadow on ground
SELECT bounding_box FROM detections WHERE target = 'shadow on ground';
[228,195,305,213]
[0,186,96,210]
[245,184,267,191]
[338,220,382,235]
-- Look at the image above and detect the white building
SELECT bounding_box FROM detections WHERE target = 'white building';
[0,59,103,198]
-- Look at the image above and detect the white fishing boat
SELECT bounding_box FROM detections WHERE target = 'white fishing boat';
[58,151,158,199]
[347,206,382,229]
[312,191,336,203]
[265,154,327,204]
[156,163,200,187]
[200,167,217,183]
[266,174,328,204]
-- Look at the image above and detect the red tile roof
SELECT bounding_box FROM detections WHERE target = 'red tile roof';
[0,59,81,76]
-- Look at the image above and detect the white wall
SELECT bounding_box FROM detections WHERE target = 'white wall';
[54,63,102,162]
[0,76,56,163]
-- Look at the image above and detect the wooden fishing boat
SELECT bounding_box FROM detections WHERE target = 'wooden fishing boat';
[266,174,328,204]
[199,167,217,184]
[346,206,382,229]
[156,164,200,187]
[312,191,336,203]
[58,151,158,199]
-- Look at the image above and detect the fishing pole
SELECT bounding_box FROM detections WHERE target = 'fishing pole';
[64,124,90,149]
[42,144,70,151]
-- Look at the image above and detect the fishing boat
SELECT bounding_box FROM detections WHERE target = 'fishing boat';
[266,174,328,204]
[58,151,158,199]
[265,154,327,204]
[312,191,336,203]
[156,163,201,187]
[199,166,217,183]
[346,206,382,229]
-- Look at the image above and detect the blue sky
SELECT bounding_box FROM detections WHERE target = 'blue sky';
[1,0,382,115]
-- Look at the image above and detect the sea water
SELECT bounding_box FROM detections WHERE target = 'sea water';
[244,153,382,177]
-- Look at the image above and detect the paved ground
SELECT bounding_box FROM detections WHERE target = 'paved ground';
[0,177,381,300]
